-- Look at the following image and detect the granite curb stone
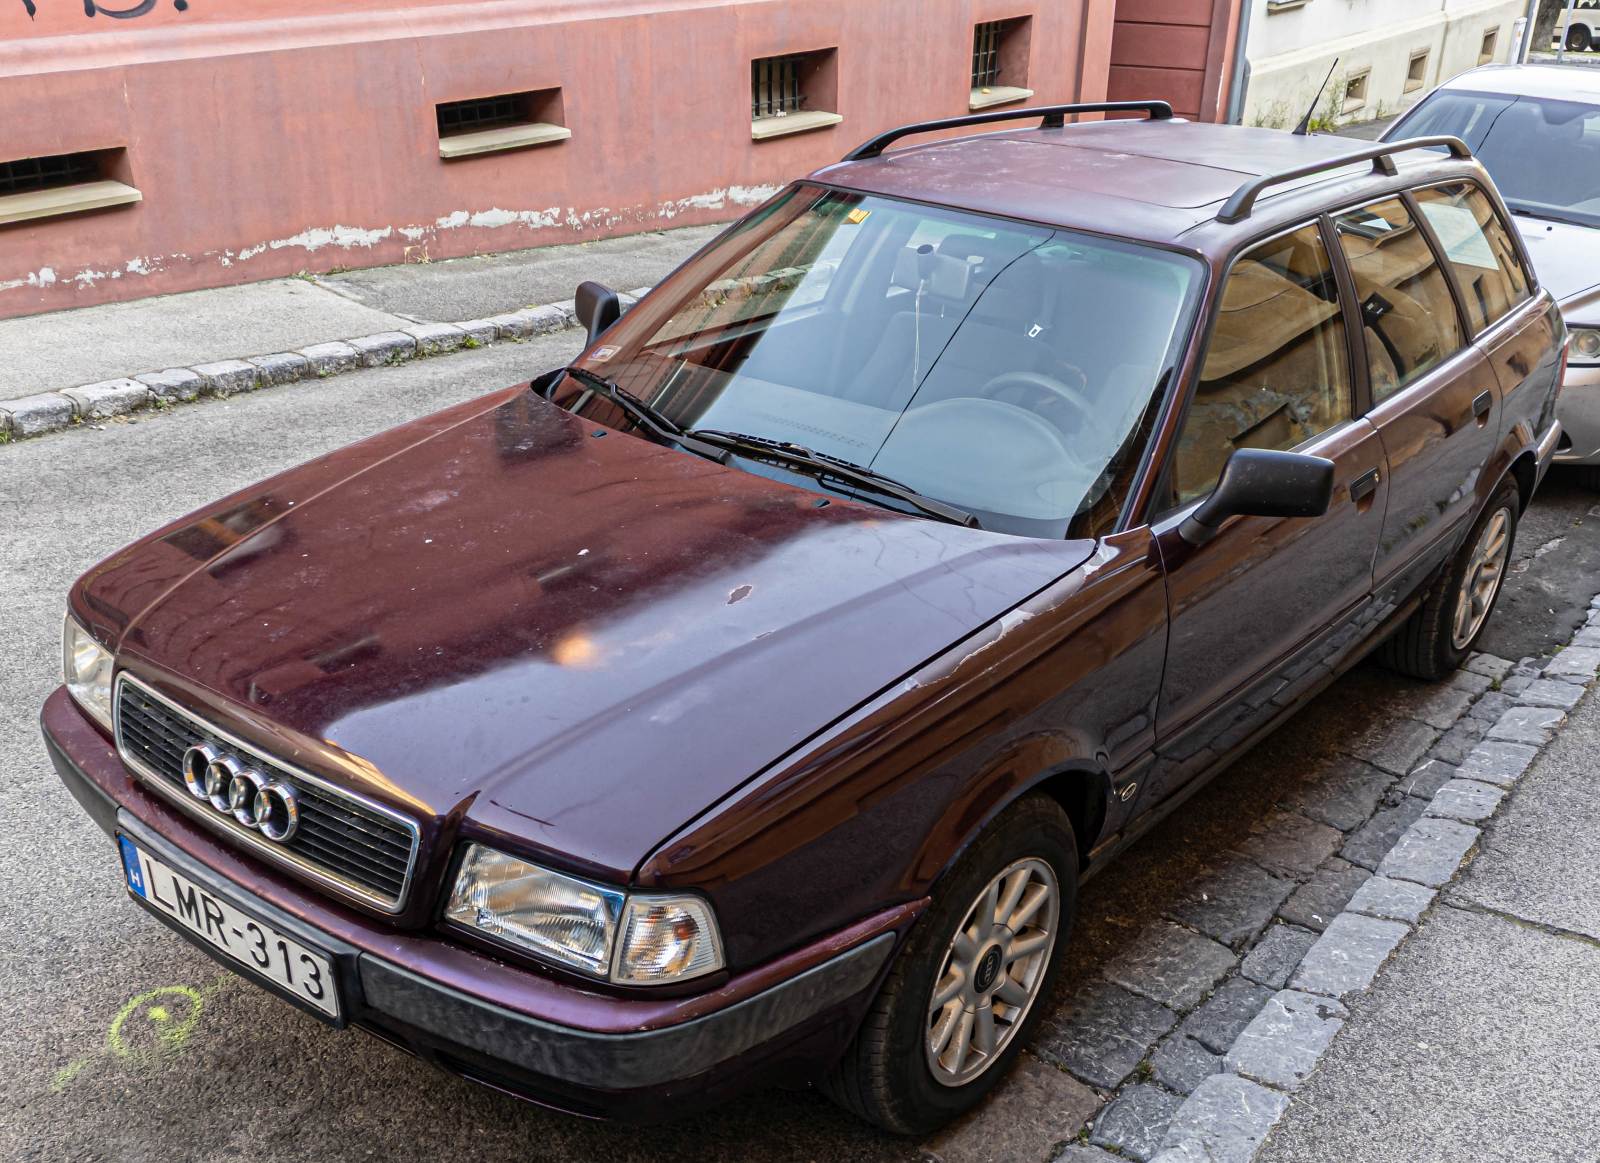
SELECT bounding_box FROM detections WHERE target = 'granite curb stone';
[1374,816,1480,888]
[60,378,150,419]
[1424,778,1507,823]
[1288,912,1409,1000]
[1344,875,1435,924]
[1224,990,1347,1091]
[134,367,205,401]
[192,359,262,396]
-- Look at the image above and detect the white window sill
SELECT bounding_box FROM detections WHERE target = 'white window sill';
[0,179,141,227]
[438,122,572,160]
[751,110,843,141]
[969,86,1034,111]
[1266,0,1309,11]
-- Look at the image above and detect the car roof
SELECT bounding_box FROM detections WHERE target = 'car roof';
[808,118,1474,252]
[1433,62,1600,104]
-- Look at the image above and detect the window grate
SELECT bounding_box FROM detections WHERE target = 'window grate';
[752,55,806,120]
[0,152,101,197]
[973,21,1004,89]
[437,94,523,136]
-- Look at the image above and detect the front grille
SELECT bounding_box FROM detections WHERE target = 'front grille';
[114,675,420,912]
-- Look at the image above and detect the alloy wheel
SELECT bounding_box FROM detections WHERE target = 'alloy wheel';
[1452,505,1512,651]
[924,857,1059,1087]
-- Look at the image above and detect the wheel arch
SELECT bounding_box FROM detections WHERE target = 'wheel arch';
[917,744,1113,893]
[1509,448,1538,514]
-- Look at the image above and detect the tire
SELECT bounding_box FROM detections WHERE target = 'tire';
[1380,479,1519,680]
[1568,24,1592,53]
[822,793,1078,1135]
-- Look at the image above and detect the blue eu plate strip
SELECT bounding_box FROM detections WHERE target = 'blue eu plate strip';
[119,835,148,899]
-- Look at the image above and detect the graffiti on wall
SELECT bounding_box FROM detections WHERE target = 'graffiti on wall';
[20,0,190,17]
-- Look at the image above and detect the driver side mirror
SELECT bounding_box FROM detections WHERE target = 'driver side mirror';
[1179,448,1335,546]
[575,280,622,346]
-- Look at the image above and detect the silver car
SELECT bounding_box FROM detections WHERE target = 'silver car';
[1385,64,1600,484]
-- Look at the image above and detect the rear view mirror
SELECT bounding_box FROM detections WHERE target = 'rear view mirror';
[1179,448,1335,546]
[575,281,622,345]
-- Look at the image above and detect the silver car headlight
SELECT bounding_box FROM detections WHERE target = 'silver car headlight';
[63,615,115,729]
[1569,326,1600,367]
[444,844,724,985]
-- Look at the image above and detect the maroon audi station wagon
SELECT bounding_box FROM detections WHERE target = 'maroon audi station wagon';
[45,102,1565,1133]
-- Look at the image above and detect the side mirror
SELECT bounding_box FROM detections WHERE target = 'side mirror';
[575,280,622,346]
[1179,448,1335,546]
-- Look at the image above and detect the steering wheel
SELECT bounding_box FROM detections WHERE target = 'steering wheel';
[980,369,1107,443]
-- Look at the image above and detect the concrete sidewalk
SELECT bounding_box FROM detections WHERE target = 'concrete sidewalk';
[0,224,719,436]
[1252,655,1600,1161]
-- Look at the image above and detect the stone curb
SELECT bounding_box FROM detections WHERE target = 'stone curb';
[1147,601,1600,1163]
[0,287,650,444]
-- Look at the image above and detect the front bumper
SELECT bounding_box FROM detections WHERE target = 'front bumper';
[1555,362,1600,465]
[42,687,910,1121]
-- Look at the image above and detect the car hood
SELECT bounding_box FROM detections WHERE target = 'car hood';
[84,388,1093,880]
[1514,215,1600,305]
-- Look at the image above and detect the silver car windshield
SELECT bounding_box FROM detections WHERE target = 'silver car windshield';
[554,186,1203,539]
[1397,90,1600,229]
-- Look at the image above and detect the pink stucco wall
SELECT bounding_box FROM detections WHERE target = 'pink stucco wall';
[0,0,1115,319]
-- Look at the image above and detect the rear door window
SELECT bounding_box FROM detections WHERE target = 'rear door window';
[1170,223,1352,506]
[1412,182,1533,333]
[1332,198,1467,404]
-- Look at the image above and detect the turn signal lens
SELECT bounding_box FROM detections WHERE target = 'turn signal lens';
[1570,326,1600,367]
[614,894,725,984]
[62,615,114,729]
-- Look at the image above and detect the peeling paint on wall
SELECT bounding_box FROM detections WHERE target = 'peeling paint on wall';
[0,186,783,306]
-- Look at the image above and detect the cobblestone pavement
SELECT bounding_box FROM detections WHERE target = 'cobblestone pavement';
[5,344,1600,1160]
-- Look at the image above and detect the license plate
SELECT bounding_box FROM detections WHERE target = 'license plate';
[119,835,341,1020]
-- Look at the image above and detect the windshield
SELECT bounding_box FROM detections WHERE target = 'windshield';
[1395,90,1600,228]
[552,186,1202,538]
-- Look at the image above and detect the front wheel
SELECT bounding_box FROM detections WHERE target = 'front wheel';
[1568,23,1592,53]
[822,794,1077,1135]
[1381,480,1519,680]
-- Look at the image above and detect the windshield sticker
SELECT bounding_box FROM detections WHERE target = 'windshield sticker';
[845,208,872,225]
[591,345,620,362]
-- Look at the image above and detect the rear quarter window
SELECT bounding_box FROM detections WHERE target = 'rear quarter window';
[1413,182,1533,333]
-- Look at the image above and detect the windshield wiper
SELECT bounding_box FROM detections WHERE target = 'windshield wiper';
[561,366,730,463]
[690,429,980,527]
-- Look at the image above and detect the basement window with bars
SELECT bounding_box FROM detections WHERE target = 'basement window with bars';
[970,16,1034,110]
[0,148,140,228]
[436,88,569,160]
[751,49,842,140]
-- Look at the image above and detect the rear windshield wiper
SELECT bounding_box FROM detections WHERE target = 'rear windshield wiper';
[691,429,980,528]
[561,366,730,463]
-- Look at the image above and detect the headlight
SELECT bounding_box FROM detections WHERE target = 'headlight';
[63,615,115,729]
[444,845,725,984]
[1570,326,1600,367]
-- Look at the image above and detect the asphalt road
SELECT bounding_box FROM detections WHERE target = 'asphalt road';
[4,347,1598,1162]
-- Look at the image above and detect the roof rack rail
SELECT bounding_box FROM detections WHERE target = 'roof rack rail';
[1217,135,1473,224]
[841,100,1174,162]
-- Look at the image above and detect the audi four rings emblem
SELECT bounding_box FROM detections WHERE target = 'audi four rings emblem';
[180,743,300,842]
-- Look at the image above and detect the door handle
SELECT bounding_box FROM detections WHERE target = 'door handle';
[1472,390,1494,420]
[1350,467,1381,503]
